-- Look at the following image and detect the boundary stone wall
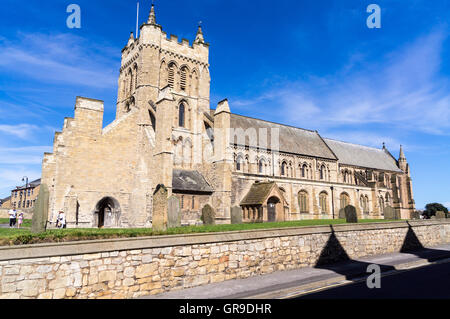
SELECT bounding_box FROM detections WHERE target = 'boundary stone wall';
[0,220,449,299]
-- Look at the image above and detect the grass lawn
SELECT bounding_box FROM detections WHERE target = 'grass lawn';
[0,219,398,247]
[0,218,32,228]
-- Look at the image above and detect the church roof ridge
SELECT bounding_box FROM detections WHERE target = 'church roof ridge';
[229,112,317,134]
[322,137,385,153]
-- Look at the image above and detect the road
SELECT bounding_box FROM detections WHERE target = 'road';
[297,261,450,299]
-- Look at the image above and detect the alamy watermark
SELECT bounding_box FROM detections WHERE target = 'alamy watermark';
[367,4,381,29]
[66,4,81,29]
[367,264,381,289]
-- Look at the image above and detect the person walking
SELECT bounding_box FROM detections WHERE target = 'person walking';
[17,211,24,229]
[8,209,16,228]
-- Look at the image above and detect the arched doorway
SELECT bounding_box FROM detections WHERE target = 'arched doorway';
[94,197,121,228]
[267,196,280,222]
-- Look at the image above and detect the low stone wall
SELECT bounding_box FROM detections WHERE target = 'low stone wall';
[0,220,449,299]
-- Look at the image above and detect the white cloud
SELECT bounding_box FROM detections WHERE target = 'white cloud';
[229,29,450,136]
[0,146,52,165]
[0,124,39,139]
[0,32,119,89]
[0,146,50,198]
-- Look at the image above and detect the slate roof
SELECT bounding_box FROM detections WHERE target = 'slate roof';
[230,114,337,160]
[323,139,402,173]
[240,182,276,206]
[15,178,41,190]
[172,170,214,193]
[0,196,11,203]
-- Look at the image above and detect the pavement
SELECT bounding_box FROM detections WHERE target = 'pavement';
[141,243,450,299]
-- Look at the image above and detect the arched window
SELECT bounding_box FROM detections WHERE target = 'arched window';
[301,164,307,178]
[179,103,185,127]
[319,192,328,214]
[281,161,287,176]
[298,191,309,213]
[236,155,243,171]
[379,196,385,215]
[320,165,326,180]
[258,159,265,174]
[180,67,188,91]
[128,69,133,96]
[340,193,350,209]
[149,111,156,131]
[168,62,176,88]
[133,64,138,92]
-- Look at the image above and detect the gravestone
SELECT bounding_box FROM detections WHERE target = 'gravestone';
[436,211,446,219]
[410,211,420,220]
[152,184,168,231]
[338,208,346,219]
[201,204,215,225]
[31,184,49,234]
[344,205,358,223]
[231,206,243,224]
[384,206,400,220]
[167,196,181,228]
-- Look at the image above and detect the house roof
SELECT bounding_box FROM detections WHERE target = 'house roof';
[172,170,214,193]
[239,181,289,206]
[0,196,11,203]
[323,139,403,173]
[230,114,337,160]
[15,178,41,190]
[240,182,275,206]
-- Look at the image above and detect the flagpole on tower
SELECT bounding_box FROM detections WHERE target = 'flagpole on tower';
[136,2,140,38]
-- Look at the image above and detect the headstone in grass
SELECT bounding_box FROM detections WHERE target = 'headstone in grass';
[168,196,181,228]
[338,208,346,219]
[152,184,168,232]
[231,206,243,224]
[436,211,447,219]
[344,205,358,223]
[410,211,420,220]
[201,204,215,226]
[31,184,49,234]
[384,206,400,220]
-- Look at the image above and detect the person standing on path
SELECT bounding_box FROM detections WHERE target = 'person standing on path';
[8,209,16,228]
[17,211,24,229]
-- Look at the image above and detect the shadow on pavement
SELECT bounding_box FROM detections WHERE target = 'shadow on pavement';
[313,223,450,282]
[313,225,395,281]
[399,221,450,262]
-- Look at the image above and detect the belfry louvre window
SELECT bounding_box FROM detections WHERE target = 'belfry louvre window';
[168,63,175,88]
[180,67,187,91]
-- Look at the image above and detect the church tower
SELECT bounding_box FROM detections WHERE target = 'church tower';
[115,5,210,132]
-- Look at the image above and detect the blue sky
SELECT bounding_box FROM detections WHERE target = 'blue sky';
[0,0,449,210]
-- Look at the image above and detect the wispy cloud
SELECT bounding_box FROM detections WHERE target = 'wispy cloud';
[230,29,450,137]
[0,146,52,165]
[0,124,40,139]
[0,33,119,89]
[0,146,50,197]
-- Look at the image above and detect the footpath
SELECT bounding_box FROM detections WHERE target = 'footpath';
[141,243,450,299]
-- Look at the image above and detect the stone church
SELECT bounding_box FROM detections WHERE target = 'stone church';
[41,6,415,228]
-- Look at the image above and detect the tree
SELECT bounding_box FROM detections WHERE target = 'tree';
[423,203,448,218]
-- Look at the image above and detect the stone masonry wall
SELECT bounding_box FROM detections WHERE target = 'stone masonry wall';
[0,220,449,299]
